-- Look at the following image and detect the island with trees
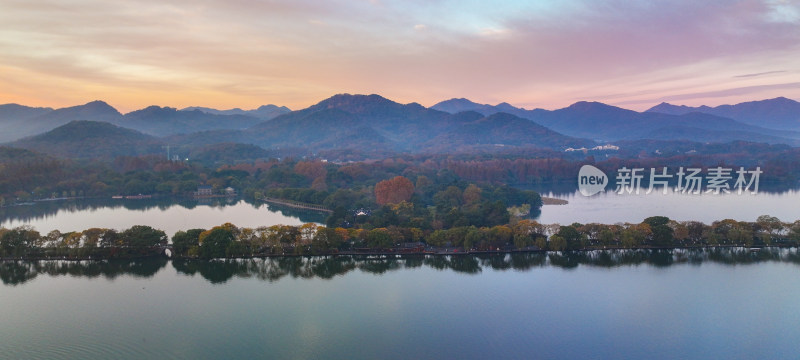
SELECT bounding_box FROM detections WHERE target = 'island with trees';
[2,206,799,260]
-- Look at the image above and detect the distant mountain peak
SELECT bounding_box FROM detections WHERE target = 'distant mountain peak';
[568,100,603,107]
[564,101,625,113]
[646,102,695,115]
[64,100,120,113]
[308,93,404,114]
[440,98,480,105]
[33,100,123,122]
[771,96,799,105]
[431,98,499,115]
[495,102,515,108]
[85,100,111,106]
[256,104,291,112]
[759,96,794,103]
[129,105,177,116]
[317,93,393,106]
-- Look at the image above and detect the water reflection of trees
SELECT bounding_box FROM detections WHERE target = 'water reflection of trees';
[0,258,168,286]
[0,198,326,226]
[262,203,327,224]
[4,248,800,285]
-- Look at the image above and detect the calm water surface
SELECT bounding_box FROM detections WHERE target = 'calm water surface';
[2,191,799,359]
[535,188,800,225]
[0,198,324,235]
[1,249,799,359]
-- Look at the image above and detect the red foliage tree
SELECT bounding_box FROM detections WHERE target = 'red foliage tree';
[294,161,326,180]
[375,176,414,205]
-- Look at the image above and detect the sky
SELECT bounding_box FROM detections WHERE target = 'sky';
[0,0,799,113]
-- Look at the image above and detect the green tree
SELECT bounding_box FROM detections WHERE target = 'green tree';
[121,225,167,248]
[97,229,120,248]
[172,229,204,256]
[313,226,344,252]
[643,216,674,247]
[789,220,800,245]
[434,186,463,209]
[199,227,234,258]
[462,184,482,207]
[548,235,566,251]
[487,225,513,249]
[756,215,783,243]
[366,228,392,248]
[534,236,548,250]
[599,228,616,247]
[556,225,583,250]
[464,227,486,250]
[0,226,39,257]
[427,230,447,247]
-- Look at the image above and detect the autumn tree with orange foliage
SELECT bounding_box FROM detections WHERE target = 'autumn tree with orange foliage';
[375,176,414,205]
[294,161,326,180]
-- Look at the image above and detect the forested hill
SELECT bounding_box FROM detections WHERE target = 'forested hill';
[0,101,120,142]
[9,120,163,159]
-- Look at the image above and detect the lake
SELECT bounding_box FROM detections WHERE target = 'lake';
[0,198,326,236]
[2,249,799,359]
[535,187,800,225]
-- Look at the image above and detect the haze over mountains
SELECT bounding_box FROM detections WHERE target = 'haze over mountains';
[1,94,799,162]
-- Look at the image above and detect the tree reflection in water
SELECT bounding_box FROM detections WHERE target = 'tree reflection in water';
[0,257,168,286]
[3,248,800,285]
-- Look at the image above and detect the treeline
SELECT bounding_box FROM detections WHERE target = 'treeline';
[2,145,799,206]
[536,215,800,250]
[3,215,799,260]
[0,225,167,259]
[427,149,800,185]
[152,215,800,255]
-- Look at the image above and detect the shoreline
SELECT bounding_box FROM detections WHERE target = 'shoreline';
[541,196,568,205]
[261,197,332,212]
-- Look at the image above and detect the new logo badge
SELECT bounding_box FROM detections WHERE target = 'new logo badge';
[578,165,607,196]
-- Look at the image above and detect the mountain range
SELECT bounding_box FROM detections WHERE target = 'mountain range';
[0,101,290,142]
[432,97,800,144]
[181,104,290,120]
[1,94,799,161]
[645,97,800,131]
[244,94,594,152]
